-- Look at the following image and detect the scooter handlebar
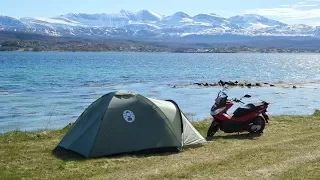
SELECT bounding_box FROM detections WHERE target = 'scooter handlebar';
[232,98,245,104]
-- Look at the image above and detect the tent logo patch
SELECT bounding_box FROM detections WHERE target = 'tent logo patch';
[123,110,135,123]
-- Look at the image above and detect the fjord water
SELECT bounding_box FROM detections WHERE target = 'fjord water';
[0,52,320,133]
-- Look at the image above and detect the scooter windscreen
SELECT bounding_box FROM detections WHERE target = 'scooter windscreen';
[215,91,228,106]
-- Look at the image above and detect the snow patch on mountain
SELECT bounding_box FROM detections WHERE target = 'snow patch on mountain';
[249,23,272,29]
[20,17,81,27]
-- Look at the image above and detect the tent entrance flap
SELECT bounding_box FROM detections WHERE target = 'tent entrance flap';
[166,99,184,133]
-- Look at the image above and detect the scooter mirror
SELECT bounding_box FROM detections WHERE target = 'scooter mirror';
[243,94,251,98]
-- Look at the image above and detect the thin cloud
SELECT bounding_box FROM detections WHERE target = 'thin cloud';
[281,4,319,8]
[246,0,320,25]
[248,8,320,19]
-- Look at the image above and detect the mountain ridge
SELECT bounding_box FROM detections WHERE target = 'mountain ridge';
[1,10,319,43]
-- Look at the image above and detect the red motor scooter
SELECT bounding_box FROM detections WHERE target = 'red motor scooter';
[207,87,270,137]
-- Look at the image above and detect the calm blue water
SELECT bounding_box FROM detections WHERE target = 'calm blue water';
[0,52,320,133]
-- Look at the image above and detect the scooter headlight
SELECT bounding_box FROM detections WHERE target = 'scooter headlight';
[210,107,226,116]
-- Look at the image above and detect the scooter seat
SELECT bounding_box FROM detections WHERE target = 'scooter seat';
[232,103,262,117]
[250,102,265,107]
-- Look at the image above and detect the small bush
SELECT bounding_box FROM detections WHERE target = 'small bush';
[313,110,320,117]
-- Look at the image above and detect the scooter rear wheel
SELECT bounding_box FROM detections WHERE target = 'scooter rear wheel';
[249,116,265,134]
[207,123,220,137]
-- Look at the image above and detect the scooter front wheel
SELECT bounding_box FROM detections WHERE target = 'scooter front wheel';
[207,123,220,137]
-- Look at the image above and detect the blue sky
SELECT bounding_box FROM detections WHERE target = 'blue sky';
[1,0,320,25]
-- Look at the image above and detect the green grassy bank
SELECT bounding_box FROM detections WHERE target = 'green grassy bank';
[1,111,320,180]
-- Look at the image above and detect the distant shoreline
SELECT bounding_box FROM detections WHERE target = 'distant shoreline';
[1,31,320,53]
[1,50,320,54]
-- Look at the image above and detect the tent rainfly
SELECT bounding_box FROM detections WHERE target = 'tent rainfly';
[57,91,206,157]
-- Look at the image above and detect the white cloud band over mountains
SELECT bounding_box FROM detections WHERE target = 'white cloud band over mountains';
[246,0,320,25]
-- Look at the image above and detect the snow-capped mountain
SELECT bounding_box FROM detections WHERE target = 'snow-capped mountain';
[0,16,28,31]
[193,13,228,26]
[228,14,286,29]
[0,10,319,41]
[161,12,193,27]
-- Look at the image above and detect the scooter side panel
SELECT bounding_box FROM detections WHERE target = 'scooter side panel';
[230,112,258,122]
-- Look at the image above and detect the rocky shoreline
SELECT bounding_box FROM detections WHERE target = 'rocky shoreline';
[170,80,298,88]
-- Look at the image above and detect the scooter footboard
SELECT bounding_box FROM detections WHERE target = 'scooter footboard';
[221,121,247,133]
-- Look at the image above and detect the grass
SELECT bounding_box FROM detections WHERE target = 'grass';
[1,113,320,180]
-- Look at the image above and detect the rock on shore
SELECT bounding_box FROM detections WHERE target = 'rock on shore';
[170,80,298,88]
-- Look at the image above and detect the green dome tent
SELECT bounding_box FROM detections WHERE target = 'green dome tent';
[57,91,206,157]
